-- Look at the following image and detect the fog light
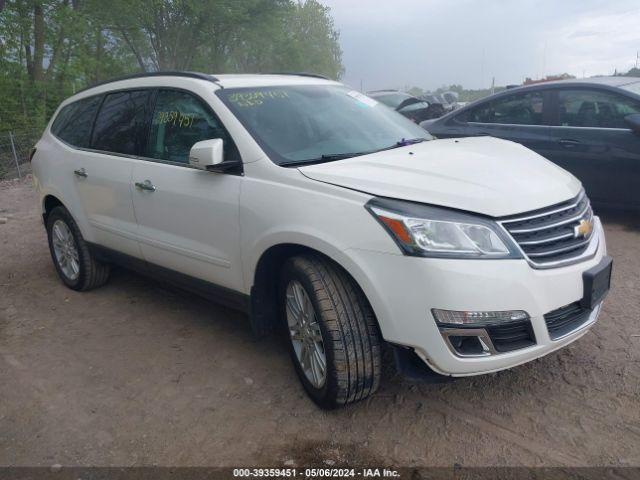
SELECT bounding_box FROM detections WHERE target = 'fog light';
[432,309,529,326]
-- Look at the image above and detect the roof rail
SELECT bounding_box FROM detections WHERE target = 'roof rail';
[266,72,331,80]
[77,71,221,94]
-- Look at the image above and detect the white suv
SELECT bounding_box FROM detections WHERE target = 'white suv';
[32,72,612,408]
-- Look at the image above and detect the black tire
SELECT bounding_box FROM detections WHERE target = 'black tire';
[279,254,382,409]
[46,206,110,291]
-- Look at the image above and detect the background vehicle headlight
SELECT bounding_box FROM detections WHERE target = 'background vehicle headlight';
[366,198,521,259]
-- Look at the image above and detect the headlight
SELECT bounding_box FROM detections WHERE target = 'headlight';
[366,197,521,259]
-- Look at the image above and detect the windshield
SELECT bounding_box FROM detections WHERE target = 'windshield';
[217,85,431,165]
[400,101,430,112]
[371,92,411,109]
[621,81,640,96]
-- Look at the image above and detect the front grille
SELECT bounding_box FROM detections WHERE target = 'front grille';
[499,191,595,268]
[485,320,536,352]
[544,302,591,340]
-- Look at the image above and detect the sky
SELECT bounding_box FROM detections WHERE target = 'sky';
[320,0,640,91]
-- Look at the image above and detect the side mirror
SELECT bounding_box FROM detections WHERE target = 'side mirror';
[625,114,640,135]
[189,139,224,170]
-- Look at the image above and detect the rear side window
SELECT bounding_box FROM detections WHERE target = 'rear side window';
[466,92,545,125]
[147,89,239,163]
[92,90,151,155]
[557,89,640,128]
[51,96,102,148]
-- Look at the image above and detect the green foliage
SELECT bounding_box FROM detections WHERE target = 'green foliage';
[95,0,343,78]
[433,85,507,103]
[0,0,344,135]
[277,0,344,79]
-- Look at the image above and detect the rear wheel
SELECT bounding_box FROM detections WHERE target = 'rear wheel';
[280,254,382,409]
[46,206,110,291]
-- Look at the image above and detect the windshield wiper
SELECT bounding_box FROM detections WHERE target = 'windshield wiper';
[280,138,427,167]
[364,137,427,155]
[280,151,371,167]
[393,137,427,147]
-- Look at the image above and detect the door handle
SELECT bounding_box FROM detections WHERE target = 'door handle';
[134,179,156,192]
[73,168,88,178]
[559,139,581,148]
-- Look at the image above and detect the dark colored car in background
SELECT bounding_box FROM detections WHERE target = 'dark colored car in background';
[422,93,452,114]
[424,92,459,113]
[421,77,640,210]
[368,90,444,122]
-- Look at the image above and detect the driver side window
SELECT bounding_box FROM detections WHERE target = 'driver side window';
[147,89,239,164]
[467,92,545,125]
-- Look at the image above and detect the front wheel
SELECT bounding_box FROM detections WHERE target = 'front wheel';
[280,255,382,409]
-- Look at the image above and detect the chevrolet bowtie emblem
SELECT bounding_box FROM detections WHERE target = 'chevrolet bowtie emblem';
[574,219,593,239]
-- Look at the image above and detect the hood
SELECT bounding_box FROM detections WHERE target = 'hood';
[298,137,581,217]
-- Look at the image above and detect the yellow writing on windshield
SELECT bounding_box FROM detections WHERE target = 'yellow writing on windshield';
[228,90,289,107]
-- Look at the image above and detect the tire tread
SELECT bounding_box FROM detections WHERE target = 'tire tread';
[47,206,110,291]
[287,254,381,407]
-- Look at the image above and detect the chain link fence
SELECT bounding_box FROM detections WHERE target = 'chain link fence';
[0,130,42,180]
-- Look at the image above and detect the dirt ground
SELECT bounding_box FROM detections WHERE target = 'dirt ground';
[1,178,639,468]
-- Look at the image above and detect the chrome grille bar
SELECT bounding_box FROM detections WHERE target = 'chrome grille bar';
[500,190,586,224]
[517,232,574,246]
[526,238,592,257]
[504,202,591,234]
[498,190,597,268]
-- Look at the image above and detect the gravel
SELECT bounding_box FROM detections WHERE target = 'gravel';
[0,178,638,467]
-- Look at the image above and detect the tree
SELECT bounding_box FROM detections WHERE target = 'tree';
[0,0,344,134]
[97,0,208,71]
[96,0,343,78]
[0,1,127,132]
[280,0,343,79]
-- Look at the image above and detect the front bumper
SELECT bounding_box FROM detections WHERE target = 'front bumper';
[346,217,607,376]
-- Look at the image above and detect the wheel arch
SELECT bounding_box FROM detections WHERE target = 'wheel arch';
[248,241,382,339]
[40,189,92,241]
[42,194,65,223]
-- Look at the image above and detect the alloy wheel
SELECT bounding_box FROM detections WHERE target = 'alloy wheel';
[285,280,327,388]
[51,219,80,281]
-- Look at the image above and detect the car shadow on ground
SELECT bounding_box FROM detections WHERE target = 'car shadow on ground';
[105,265,545,402]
